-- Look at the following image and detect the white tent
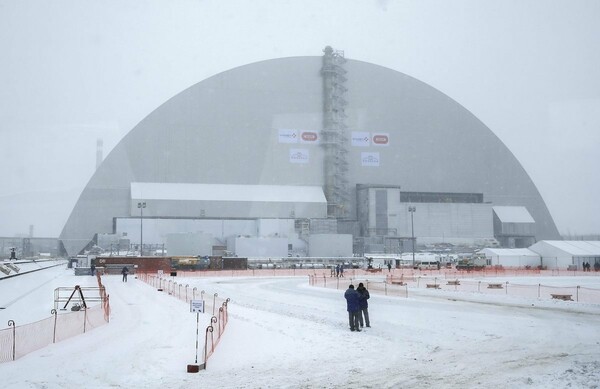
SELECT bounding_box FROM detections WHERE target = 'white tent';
[528,241,600,270]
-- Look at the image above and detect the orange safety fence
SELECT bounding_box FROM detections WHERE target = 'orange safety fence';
[137,273,230,369]
[0,274,111,363]
[308,272,600,304]
[166,266,600,280]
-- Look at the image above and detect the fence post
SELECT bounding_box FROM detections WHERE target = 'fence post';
[505,281,509,295]
[323,274,326,288]
[213,293,218,316]
[204,326,214,368]
[538,284,541,298]
[211,316,219,338]
[83,306,87,333]
[51,309,57,343]
[8,320,15,361]
[577,285,580,302]
[384,281,387,296]
[478,281,481,292]
[405,284,408,298]
[185,284,189,302]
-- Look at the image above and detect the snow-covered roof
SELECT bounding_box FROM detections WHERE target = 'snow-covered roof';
[479,248,539,257]
[130,182,327,203]
[492,206,535,223]
[535,241,600,256]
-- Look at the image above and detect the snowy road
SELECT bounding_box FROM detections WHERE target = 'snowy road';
[1,269,600,388]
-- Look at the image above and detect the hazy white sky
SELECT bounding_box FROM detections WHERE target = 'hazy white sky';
[0,0,599,237]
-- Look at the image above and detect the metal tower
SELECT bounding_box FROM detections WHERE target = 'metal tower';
[321,46,350,218]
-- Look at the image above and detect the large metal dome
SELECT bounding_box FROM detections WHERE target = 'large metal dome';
[59,56,560,256]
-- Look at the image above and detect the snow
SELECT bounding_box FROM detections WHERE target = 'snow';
[1,265,600,388]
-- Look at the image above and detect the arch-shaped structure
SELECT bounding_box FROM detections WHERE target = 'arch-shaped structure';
[60,55,560,256]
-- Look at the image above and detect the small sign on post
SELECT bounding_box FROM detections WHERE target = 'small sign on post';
[188,299,206,373]
[190,300,205,313]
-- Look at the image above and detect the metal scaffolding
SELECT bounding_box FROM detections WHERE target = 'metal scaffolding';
[321,46,350,219]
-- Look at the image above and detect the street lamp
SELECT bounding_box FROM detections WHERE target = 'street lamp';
[408,205,416,267]
[137,201,146,256]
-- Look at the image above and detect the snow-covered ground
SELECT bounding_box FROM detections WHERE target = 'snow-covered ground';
[1,265,600,388]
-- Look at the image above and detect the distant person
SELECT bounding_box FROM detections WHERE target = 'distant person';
[356,282,371,328]
[335,264,340,278]
[339,265,344,278]
[90,264,96,276]
[121,266,129,282]
[344,284,361,332]
[387,262,392,272]
[9,248,16,260]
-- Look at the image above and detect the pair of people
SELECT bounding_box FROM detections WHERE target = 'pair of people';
[344,282,370,331]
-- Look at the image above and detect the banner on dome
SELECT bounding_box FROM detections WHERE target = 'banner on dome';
[290,149,309,164]
[351,132,370,147]
[361,152,380,167]
[278,129,298,143]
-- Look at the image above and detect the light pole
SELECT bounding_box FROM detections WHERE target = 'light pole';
[137,201,146,256]
[408,205,416,267]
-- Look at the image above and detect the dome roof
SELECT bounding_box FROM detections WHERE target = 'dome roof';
[60,56,559,255]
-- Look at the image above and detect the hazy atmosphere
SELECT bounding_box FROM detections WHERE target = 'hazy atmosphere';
[1,0,599,238]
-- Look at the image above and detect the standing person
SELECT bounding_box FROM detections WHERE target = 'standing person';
[121,266,129,282]
[335,264,340,278]
[344,284,361,332]
[387,262,392,272]
[90,264,96,276]
[356,282,371,328]
[339,265,344,278]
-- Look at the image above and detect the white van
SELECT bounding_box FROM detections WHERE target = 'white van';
[417,261,440,270]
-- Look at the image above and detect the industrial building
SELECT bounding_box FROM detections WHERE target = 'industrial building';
[59,47,560,257]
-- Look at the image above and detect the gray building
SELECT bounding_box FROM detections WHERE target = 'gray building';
[60,49,560,256]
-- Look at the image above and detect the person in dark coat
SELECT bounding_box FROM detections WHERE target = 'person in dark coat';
[121,266,129,282]
[90,264,96,276]
[344,284,361,332]
[356,282,371,328]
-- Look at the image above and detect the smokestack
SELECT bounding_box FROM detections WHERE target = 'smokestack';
[96,138,103,170]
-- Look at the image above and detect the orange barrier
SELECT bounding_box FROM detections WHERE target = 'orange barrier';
[308,272,600,304]
[138,273,230,369]
[0,274,111,363]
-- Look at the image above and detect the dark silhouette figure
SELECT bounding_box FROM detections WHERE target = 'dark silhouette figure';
[344,284,361,332]
[122,266,129,282]
[356,282,371,328]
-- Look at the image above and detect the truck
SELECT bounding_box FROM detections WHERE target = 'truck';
[455,253,487,271]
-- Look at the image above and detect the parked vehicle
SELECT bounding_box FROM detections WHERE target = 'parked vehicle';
[415,261,441,270]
